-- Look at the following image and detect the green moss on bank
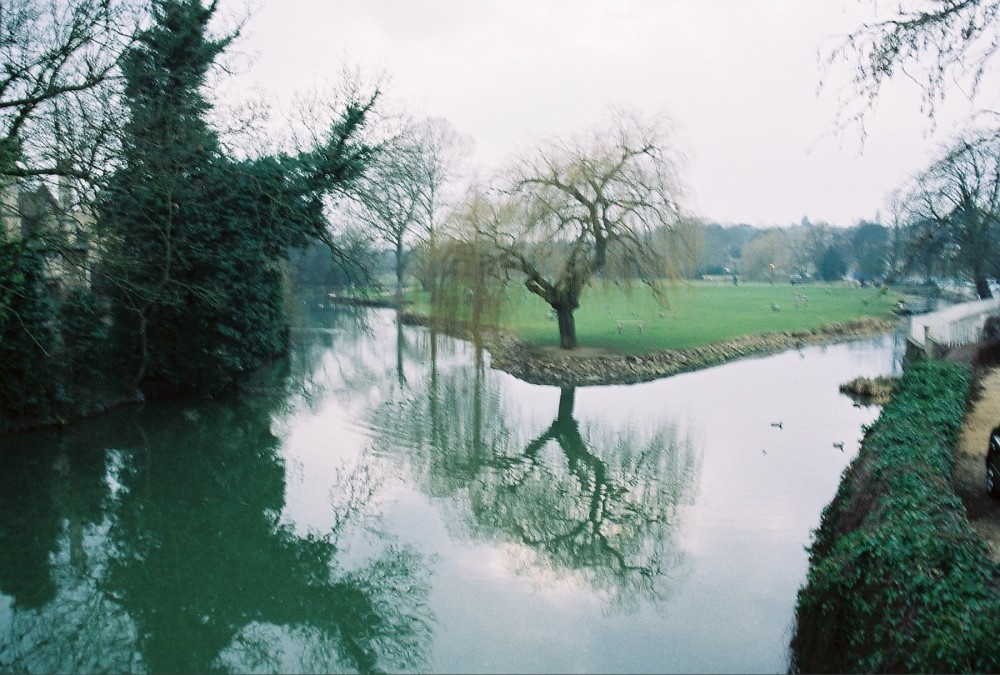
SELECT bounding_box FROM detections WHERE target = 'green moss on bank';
[790,360,1000,673]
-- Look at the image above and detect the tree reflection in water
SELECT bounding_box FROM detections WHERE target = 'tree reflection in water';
[0,431,134,673]
[0,386,433,673]
[369,329,701,611]
[0,306,704,672]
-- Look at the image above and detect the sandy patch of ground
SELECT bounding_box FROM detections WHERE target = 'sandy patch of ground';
[956,368,1000,563]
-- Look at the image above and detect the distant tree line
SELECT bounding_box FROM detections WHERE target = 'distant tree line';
[688,207,1000,295]
[687,217,894,285]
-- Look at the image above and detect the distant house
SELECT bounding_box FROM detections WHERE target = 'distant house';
[1,179,91,291]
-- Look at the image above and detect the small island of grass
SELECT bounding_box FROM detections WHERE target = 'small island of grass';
[403,280,902,386]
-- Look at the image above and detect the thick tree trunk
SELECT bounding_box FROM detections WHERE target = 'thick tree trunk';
[395,316,406,386]
[556,386,576,421]
[395,240,405,303]
[555,305,578,349]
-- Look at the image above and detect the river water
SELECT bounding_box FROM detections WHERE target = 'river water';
[0,302,905,673]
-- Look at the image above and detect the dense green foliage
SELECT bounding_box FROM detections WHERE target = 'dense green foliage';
[851,221,889,282]
[816,244,848,281]
[98,0,372,397]
[98,0,267,396]
[0,241,116,432]
[790,360,1000,673]
[56,287,113,391]
[0,240,58,423]
[1,0,374,428]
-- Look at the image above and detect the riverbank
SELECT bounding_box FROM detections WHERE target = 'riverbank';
[401,311,897,387]
[790,359,1000,673]
[0,383,143,436]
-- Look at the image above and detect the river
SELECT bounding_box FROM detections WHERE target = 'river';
[0,301,905,673]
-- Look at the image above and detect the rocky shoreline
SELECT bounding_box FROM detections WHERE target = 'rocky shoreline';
[400,311,899,387]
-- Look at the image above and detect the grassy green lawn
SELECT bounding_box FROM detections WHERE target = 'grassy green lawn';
[423,280,900,355]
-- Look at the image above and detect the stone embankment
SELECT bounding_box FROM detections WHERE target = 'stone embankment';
[401,312,897,387]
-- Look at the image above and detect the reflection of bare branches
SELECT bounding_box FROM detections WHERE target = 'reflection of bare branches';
[247,301,381,420]
[0,517,142,674]
[339,546,435,673]
[470,392,699,612]
[222,623,284,673]
[328,460,384,545]
[368,330,702,612]
[283,309,474,426]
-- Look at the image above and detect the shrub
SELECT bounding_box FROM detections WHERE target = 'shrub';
[0,239,58,428]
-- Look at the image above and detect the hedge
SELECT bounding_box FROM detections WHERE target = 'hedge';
[790,360,1000,673]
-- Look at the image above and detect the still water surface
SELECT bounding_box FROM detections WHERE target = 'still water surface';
[0,303,905,673]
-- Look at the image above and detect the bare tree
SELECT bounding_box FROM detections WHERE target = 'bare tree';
[476,113,688,349]
[741,229,793,282]
[0,0,144,302]
[828,0,1000,132]
[0,0,142,379]
[341,113,470,302]
[345,122,424,301]
[413,118,471,230]
[410,117,472,301]
[1,0,141,180]
[898,134,1000,297]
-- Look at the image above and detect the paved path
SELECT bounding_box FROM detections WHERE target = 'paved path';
[956,368,1000,562]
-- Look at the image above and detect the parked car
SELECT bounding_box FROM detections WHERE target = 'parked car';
[987,425,1000,498]
[984,315,1000,343]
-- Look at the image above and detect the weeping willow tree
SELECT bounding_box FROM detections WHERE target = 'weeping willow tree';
[468,112,694,349]
[428,185,509,335]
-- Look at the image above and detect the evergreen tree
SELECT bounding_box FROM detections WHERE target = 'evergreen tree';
[98,0,374,397]
[817,244,848,282]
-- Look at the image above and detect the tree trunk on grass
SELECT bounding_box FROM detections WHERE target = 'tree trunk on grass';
[395,238,405,304]
[555,305,578,350]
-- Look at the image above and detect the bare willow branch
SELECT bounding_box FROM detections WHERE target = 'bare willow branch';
[826,0,1000,134]
[447,111,688,349]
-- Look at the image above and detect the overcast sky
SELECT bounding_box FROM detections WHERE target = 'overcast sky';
[222,0,982,227]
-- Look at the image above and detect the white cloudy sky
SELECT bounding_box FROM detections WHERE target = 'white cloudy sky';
[221,0,985,227]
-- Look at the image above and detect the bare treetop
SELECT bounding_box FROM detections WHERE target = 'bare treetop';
[504,114,683,248]
[1,0,142,176]
[465,112,689,349]
[830,0,1000,131]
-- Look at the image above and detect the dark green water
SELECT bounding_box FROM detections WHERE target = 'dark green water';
[0,301,903,673]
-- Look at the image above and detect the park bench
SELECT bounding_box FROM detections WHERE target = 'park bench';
[617,319,645,334]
